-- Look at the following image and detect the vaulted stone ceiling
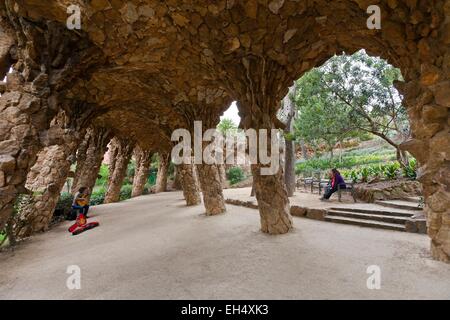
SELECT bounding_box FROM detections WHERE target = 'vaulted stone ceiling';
[7,0,446,150]
[1,0,449,261]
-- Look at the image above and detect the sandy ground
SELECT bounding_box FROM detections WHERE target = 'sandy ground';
[1,190,449,300]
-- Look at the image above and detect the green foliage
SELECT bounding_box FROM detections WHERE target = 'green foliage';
[95,164,109,187]
[295,152,396,175]
[226,167,246,185]
[340,160,408,183]
[147,168,157,186]
[168,161,175,179]
[217,118,239,135]
[402,159,417,179]
[90,187,106,206]
[293,50,409,160]
[119,184,133,201]
[360,167,371,183]
[284,132,295,142]
[55,192,74,216]
[384,162,401,180]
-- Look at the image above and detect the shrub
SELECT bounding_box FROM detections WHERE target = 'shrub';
[55,192,74,217]
[95,164,109,187]
[360,167,371,183]
[119,184,133,201]
[90,187,106,206]
[383,162,400,180]
[226,167,246,185]
[402,159,417,179]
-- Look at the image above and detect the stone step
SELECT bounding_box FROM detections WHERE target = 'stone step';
[327,210,409,225]
[375,200,423,211]
[324,215,406,231]
[328,207,414,217]
[402,196,422,203]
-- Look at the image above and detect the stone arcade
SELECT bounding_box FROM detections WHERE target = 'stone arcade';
[0,1,449,262]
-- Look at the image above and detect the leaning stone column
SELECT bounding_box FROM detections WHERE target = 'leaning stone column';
[196,163,227,215]
[177,164,201,206]
[104,137,135,203]
[0,15,103,231]
[71,127,112,195]
[155,152,170,193]
[131,146,152,198]
[12,108,89,238]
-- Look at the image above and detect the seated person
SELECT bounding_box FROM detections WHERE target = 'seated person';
[321,169,346,201]
[72,187,90,217]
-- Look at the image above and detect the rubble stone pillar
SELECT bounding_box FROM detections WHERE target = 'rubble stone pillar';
[104,137,135,204]
[400,77,450,262]
[0,16,103,231]
[12,107,90,238]
[155,152,170,193]
[177,164,201,206]
[71,127,112,196]
[196,164,226,215]
[131,146,152,198]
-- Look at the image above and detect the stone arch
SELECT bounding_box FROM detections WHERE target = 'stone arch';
[0,1,448,262]
[211,1,449,260]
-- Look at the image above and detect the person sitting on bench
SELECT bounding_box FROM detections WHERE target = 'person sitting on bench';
[72,187,90,217]
[321,169,346,201]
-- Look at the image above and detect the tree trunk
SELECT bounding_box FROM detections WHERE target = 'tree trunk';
[131,146,153,197]
[196,164,226,215]
[282,84,297,197]
[300,139,309,160]
[177,164,201,206]
[72,127,112,196]
[155,152,169,193]
[104,137,135,203]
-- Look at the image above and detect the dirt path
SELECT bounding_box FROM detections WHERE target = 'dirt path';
[1,191,449,299]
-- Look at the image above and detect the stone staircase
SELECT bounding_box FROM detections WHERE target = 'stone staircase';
[374,199,423,211]
[324,198,425,232]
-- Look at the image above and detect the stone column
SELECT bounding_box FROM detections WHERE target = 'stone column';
[0,15,103,231]
[239,107,293,234]
[177,164,201,206]
[71,127,112,195]
[131,146,152,197]
[155,152,169,193]
[400,77,450,262]
[196,163,227,215]
[104,137,135,203]
[12,108,89,238]
[217,164,227,188]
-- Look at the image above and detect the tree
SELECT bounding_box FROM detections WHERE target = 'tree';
[279,84,297,197]
[294,50,410,167]
[217,118,238,135]
[293,68,355,159]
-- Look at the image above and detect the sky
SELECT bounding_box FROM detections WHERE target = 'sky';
[220,101,241,126]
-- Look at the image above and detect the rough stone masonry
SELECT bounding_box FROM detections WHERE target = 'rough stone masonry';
[0,1,448,262]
